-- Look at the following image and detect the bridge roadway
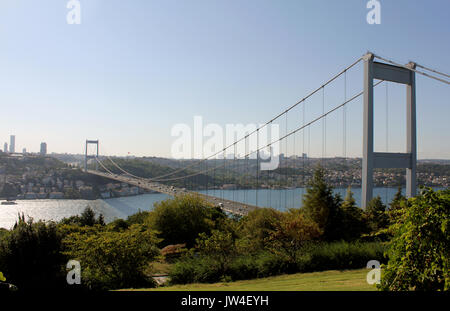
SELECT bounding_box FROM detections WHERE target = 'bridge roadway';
[86,170,258,216]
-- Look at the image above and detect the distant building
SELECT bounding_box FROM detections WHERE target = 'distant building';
[22,148,27,154]
[4,142,7,153]
[40,142,47,156]
[9,135,15,153]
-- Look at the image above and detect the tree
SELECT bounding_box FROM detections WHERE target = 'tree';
[0,215,65,291]
[379,188,450,291]
[59,207,105,227]
[365,196,389,232]
[388,187,407,224]
[267,213,321,263]
[340,187,367,240]
[147,194,226,247]
[195,230,236,274]
[301,166,342,240]
[238,208,284,251]
[62,224,161,290]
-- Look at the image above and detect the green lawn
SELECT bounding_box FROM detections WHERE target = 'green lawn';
[126,269,377,291]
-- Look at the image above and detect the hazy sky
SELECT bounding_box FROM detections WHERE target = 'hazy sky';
[0,0,449,159]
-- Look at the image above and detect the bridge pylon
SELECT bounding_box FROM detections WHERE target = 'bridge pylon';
[362,52,417,208]
[85,140,99,171]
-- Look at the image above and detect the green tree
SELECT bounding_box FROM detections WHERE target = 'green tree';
[301,166,342,240]
[195,230,236,274]
[388,187,407,224]
[379,188,450,291]
[59,207,105,227]
[0,215,65,291]
[340,187,366,240]
[365,196,389,232]
[62,224,160,290]
[147,194,226,247]
[238,208,284,251]
[267,212,321,263]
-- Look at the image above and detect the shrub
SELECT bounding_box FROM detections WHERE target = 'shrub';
[169,241,386,285]
[62,224,161,290]
[267,212,321,263]
[59,207,105,227]
[379,188,450,291]
[147,194,226,247]
[238,208,284,251]
[0,215,66,291]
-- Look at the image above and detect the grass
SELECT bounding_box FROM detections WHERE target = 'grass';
[124,269,377,291]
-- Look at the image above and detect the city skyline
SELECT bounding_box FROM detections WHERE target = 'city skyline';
[0,1,449,159]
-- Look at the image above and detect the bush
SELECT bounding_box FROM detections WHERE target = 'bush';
[0,215,66,291]
[169,241,386,285]
[238,208,284,251]
[62,224,161,290]
[59,207,105,227]
[147,194,226,247]
[379,188,450,291]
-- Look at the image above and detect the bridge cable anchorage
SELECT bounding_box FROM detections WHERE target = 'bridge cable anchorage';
[114,57,364,183]
[373,54,450,85]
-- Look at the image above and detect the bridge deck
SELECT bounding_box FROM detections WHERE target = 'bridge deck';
[86,170,258,216]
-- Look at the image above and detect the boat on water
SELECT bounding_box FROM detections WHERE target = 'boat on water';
[1,200,17,205]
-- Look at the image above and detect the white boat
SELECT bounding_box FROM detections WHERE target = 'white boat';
[1,200,17,205]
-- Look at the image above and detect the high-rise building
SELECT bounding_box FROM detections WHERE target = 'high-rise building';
[9,135,15,153]
[22,148,27,154]
[4,142,8,153]
[40,142,47,156]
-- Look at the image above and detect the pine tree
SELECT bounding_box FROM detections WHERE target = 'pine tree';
[302,166,342,240]
[341,186,366,239]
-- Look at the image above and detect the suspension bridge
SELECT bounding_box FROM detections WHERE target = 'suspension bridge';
[84,52,449,216]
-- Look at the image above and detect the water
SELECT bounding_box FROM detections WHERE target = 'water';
[0,193,170,230]
[199,187,412,210]
[0,187,441,229]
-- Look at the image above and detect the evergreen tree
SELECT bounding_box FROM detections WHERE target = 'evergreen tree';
[365,196,389,232]
[301,166,342,240]
[340,186,366,239]
[388,187,406,224]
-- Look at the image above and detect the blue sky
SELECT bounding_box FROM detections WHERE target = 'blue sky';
[0,0,449,158]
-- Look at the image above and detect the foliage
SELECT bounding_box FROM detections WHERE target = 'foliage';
[379,188,450,291]
[59,207,105,226]
[301,166,343,240]
[169,241,386,285]
[62,224,161,290]
[147,194,226,247]
[238,208,284,251]
[365,196,389,233]
[340,187,367,240]
[195,230,237,274]
[126,210,151,225]
[267,212,321,263]
[388,187,407,224]
[0,215,65,291]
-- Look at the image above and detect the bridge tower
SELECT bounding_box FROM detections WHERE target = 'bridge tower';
[362,52,417,208]
[85,140,99,171]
